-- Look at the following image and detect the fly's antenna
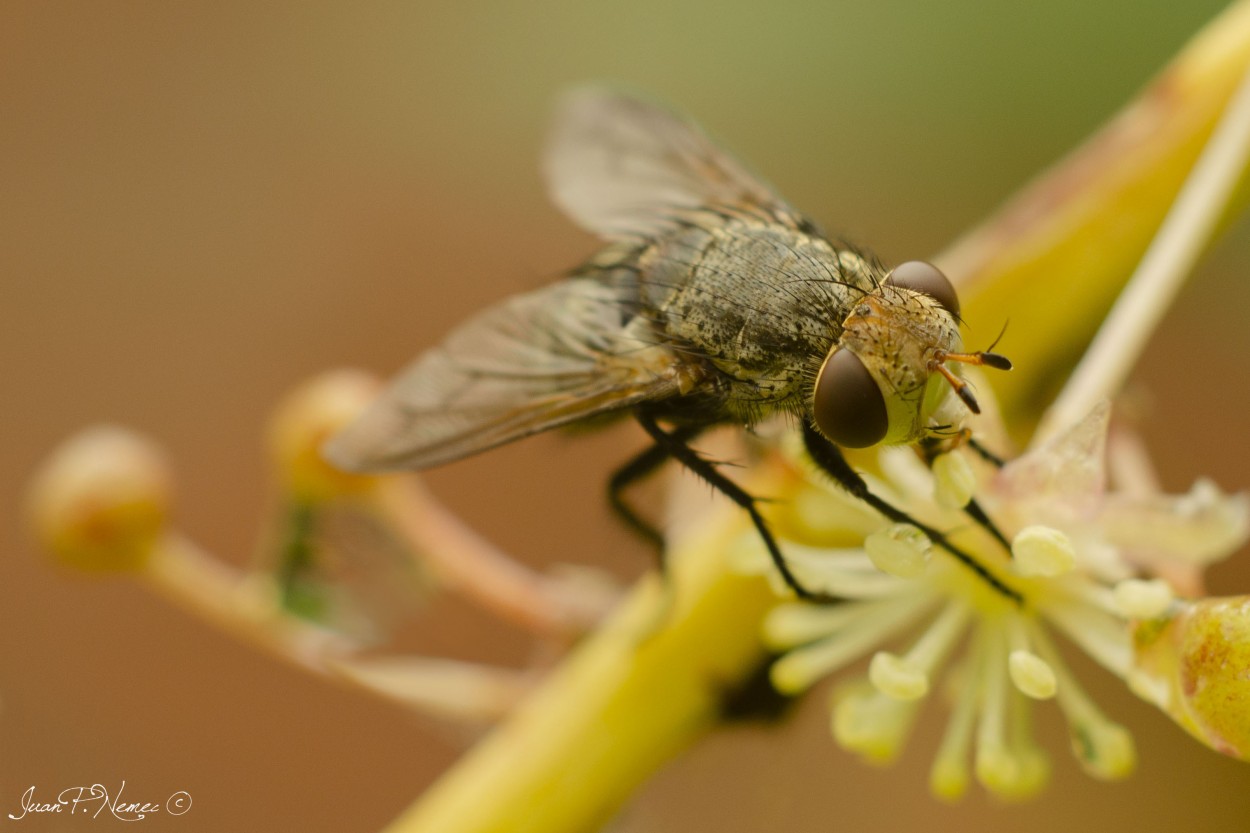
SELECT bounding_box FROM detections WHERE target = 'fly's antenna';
[932,361,982,413]
[961,350,1013,371]
[931,331,1013,415]
[982,320,1010,363]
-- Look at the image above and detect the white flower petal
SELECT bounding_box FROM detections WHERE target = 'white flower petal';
[998,402,1110,517]
[1100,479,1250,566]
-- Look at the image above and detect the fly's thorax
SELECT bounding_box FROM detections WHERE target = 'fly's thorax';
[834,287,963,445]
[629,218,907,427]
[638,221,876,376]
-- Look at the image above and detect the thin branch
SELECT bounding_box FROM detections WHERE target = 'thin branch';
[1035,61,1250,445]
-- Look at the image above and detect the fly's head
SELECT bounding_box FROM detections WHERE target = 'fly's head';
[810,261,1011,449]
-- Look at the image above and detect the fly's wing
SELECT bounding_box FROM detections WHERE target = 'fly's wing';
[544,86,813,240]
[324,275,685,472]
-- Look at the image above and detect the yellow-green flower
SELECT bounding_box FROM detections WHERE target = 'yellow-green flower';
[736,398,1247,800]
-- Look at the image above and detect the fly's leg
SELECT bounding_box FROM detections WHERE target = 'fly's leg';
[607,425,702,564]
[636,409,829,602]
[965,435,1007,469]
[802,423,1020,603]
[921,428,1007,470]
[962,500,1012,552]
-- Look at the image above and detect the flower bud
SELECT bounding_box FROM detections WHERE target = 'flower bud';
[28,426,171,572]
[1131,596,1250,760]
[270,370,382,501]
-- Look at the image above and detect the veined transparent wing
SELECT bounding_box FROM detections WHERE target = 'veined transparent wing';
[544,86,812,240]
[324,275,687,472]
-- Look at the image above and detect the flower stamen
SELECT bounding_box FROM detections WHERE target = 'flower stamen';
[933,452,977,509]
[1011,526,1077,577]
[930,655,980,800]
[869,652,929,701]
[974,624,1018,794]
[865,523,931,578]
[1002,688,1051,799]
[1040,592,1132,677]
[768,592,938,695]
[1031,626,1137,779]
[1112,578,1175,619]
[870,601,972,702]
[770,590,940,695]
[832,681,923,764]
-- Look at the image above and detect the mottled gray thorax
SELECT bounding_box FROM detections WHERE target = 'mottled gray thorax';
[635,218,881,420]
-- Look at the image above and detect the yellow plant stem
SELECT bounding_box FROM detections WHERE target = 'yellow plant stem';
[382,509,776,833]
[944,0,1250,437]
[1036,59,1250,444]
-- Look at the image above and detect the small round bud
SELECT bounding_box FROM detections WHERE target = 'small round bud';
[865,523,930,578]
[269,370,382,501]
[1132,596,1250,760]
[28,426,171,572]
[1011,525,1076,577]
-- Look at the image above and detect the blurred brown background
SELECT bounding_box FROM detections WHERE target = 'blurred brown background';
[4,1,1250,831]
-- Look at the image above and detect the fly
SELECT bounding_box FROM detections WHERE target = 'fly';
[324,87,1012,600]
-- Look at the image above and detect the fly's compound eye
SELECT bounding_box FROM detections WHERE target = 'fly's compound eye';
[812,348,888,448]
[886,260,960,319]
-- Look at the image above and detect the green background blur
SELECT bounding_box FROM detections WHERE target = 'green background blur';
[4,2,1250,831]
